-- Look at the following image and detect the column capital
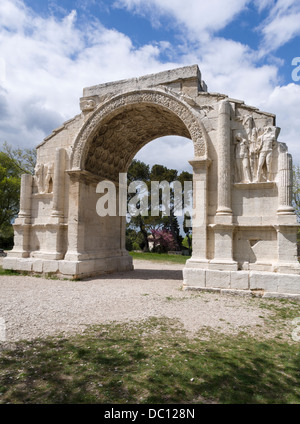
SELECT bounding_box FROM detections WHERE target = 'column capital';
[189,156,212,170]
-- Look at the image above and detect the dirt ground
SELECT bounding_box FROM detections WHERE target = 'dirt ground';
[0,259,296,347]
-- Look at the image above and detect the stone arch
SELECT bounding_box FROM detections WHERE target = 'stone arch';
[71,89,208,178]
[4,65,300,298]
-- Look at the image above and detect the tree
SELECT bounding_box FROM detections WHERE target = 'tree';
[2,141,36,175]
[0,142,36,248]
[183,212,192,255]
[150,228,177,253]
[127,159,193,252]
[149,164,192,250]
[0,152,22,248]
[293,165,300,220]
[125,226,144,251]
[127,160,151,251]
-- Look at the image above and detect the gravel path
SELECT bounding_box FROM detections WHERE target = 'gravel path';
[0,259,272,345]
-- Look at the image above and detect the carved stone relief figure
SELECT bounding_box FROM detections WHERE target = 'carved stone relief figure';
[44,162,54,193]
[34,162,54,194]
[234,132,252,183]
[35,163,44,194]
[254,126,279,182]
[235,114,280,183]
[243,115,258,178]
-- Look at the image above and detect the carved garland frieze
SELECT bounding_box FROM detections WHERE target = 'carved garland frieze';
[72,90,208,170]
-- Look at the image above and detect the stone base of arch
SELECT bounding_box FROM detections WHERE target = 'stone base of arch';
[3,254,133,279]
[183,268,300,300]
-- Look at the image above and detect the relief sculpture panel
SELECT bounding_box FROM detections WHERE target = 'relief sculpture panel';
[234,114,280,183]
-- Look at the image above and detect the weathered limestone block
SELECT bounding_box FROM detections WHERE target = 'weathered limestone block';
[182,268,206,287]
[249,272,279,292]
[206,270,231,289]
[230,271,249,290]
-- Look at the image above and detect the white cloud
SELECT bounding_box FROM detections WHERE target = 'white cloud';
[180,37,279,106]
[0,0,300,172]
[258,0,300,52]
[253,0,274,13]
[258,83,300,165]
[135,136,194,173]
[114,0,250,39]
[0,0,177,150]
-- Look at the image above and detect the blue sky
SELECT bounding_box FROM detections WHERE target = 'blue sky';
[0,0,300,172]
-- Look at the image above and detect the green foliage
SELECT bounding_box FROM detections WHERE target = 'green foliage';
[182,212,192,255]
[2,141,36,175]
[0,225,14,249]
[0,142,36,248]
[0,152,21,248]
[182,235,192,249]
[126,227,144,251]
[293,164,300,220]
[127,159,192,252]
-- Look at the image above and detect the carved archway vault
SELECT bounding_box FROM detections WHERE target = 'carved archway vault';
[4,65,300,299]
[71,89,208,180]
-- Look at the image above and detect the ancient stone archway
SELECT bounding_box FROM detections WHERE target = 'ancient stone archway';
[4,65,300,299]
[71,89,208,174]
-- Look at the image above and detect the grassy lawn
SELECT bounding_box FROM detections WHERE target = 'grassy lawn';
[129,251,191,264]
[1,257,300,404]
[1,316,300,404]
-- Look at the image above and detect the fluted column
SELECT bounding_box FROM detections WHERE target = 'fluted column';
[275,145,299,271]
[18,174,33,219]
[52,148,66,218]
[212,100,237,270]
[10,173,33,257]
[217,100,232,216]
[277,148,295,215]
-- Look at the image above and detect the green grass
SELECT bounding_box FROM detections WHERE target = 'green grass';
[0,266,20,276]
[1,317,300,404]
[129,251,190,264]
[0,265,74,281]
[258,298,300,321]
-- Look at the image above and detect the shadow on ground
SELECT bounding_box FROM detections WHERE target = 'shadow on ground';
[85,268,184,281]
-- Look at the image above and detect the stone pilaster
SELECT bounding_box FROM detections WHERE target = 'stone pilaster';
[210,223,237,270]
[9,174,33,258]
[186,157,211,265]
[277,148,295,215]
[64,170,86,261]
[211,100,237,270]
[275,146,300,272]
[217,100,232,216]
[51,148,66,220]
[18,174,33,221]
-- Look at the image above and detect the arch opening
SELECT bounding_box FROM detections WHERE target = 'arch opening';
[71,89,208,174]
[83,103,193,182]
